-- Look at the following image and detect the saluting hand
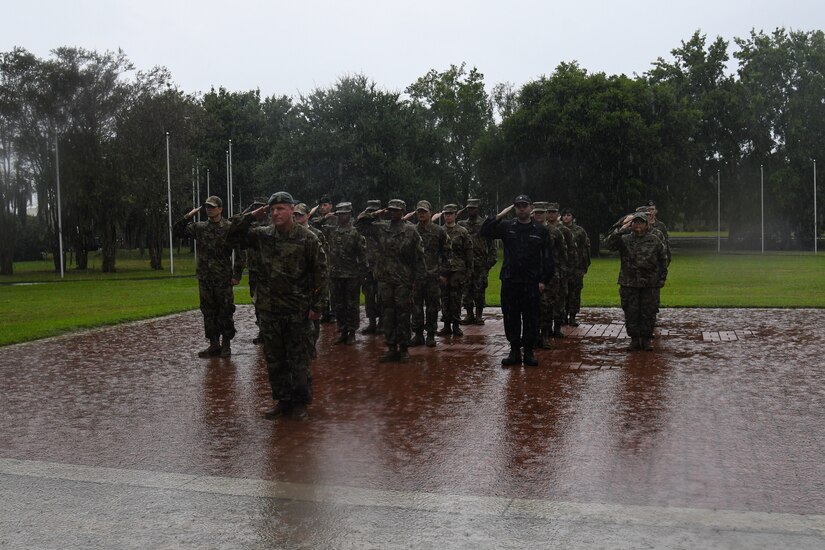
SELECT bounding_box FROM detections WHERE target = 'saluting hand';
[496,204,514,220]
[185,206,202,219]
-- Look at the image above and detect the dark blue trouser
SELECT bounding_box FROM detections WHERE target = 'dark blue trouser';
[501,280,540,350]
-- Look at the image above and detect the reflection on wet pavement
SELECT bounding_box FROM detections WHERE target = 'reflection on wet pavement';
[2,306,825,517]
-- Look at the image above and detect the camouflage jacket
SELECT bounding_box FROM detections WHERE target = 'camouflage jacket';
[356,213,426,286]
[417,222,452,278]
[550,221,577,277]
[566,222,591,273]
[445,224,474,274]
[324,221,367,279]
[173,216,242,284]
[544,222,567,278]
[605,227,668,288]
[651,220,671,264]
[458,216,497,271]
[226,214,328,314]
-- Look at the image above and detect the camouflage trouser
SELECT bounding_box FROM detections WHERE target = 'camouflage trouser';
[540,278,558,330]
[462,267,490,310]
[249,270,260,328]
[331,277,361,332]
[553,276,569,322]
[411,275,441,334]
[362,272,380,321]
[566,271,584,315]
[619,286,658,338]
[259,309,313,405]
[198,280,236,341]
[378,282,413,347]
[441,272,466,324]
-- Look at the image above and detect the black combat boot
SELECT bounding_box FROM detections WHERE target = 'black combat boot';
[522,348,538,367]
[360,318,377,334]
[501,347,522,367]
[397,345,411,362]
[264,401,292,419]
[408,332,425,347]
[219,336,232,357]
[379,345,399,363]
[474,307,485,325]
[334,330,348,345]
[452,322,463,336]
[290,404,308,420]
[425,332,436,347]
[568,313,580,327]
[552,319,565,338]
[642,337,654,351]
[252,332,262,345]
[436,323,452,337]
[459,307,475,325]
[345,331,356,345]
[540,328,552,349]
[627,337,641,351]
[198,339,221,358]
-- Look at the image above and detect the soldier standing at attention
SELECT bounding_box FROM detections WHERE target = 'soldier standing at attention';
[561,207,591,327]
[646,200,671,265]
[356,199,426,363]
[458,198,497,325]
[360,200,383,335]
[309,195,337,323]
[228,192,327,420]
[604,211,668,352]
[174,195,242,358]
[293,203,328,357]
[325,202,367,345]
[241,199,268,344]
[531,202,561,349]
[546,202,576,337]
[480,195,553,367]
[408,200,451,348]
[436,204,473,337]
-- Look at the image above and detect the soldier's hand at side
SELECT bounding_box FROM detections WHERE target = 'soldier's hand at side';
[308,310,321,321]
[438,275,447,287]
[231,278,240,286]
[538,282,545,294]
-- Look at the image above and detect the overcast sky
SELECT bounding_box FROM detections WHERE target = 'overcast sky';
[3,0,823,98]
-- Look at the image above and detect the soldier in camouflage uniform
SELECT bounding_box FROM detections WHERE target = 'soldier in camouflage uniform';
[436,204,473,337]
[309,195,336,323]
[646,200,671,265]
[533,202,565,349]
[174,195,242,358]
[241,199,269,344]
[458,198,497,325]
[408,200,451,348]
[561,207,591,327]
[604,211,668,352]
[294,203,327,357]
[546,203,576,337]
[228,192,328,420]
[356,199,426,363]
[360,200,383,335]
[325,202,367,345]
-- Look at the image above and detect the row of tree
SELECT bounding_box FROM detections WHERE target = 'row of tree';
[1,28,824,274]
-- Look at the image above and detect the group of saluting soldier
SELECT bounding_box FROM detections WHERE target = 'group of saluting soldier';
[173,191,668,420]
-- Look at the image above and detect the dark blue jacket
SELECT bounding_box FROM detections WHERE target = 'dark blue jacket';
[480,217,553,284]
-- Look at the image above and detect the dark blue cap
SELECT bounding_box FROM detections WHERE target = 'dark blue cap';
[514,194,532,205]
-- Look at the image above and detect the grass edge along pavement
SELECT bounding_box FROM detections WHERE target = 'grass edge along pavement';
[2,252,825,346]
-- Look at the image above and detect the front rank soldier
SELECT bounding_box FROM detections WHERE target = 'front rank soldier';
[325,202,367,345]
[356,199,426,362]
[561,207,591,327]
[228,192,328,419]
[408,200,451,348]
[360,200,383,335]
[459,198,497,325]
[294,203,328,356]
[436,204,473,337]
[173,195,242,358]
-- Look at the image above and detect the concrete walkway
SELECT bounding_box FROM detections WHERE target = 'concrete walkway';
[2,306,824,548]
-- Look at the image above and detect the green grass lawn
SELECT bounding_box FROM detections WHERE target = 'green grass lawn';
[2,249,825,346]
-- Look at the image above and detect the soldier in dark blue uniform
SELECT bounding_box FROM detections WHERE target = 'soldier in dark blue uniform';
[480,195,553,367]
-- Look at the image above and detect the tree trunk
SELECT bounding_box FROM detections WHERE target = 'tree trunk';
[0,213,15,275]
[101,222,118,273]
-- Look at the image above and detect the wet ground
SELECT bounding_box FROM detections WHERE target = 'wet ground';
[2,306,825,548]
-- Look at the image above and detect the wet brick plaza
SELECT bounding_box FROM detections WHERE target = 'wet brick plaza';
[2,305,825,548]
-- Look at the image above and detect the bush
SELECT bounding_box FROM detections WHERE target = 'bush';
[14,216,50,261]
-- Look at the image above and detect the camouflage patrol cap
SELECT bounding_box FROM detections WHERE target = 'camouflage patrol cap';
[547,202,560,212]
[416,200,433,212]
[268,191,295,205]
[387,199,406,210]
[466,198,481,208]
[442,204,459,213]
[365,199,382,212]
[635,206,651,213]
[561,207,574,215]
[204,195,223,208]
[334,202,353,214]
[294,203,309,216]
[532,201,549,213]
[632,212,649,223]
